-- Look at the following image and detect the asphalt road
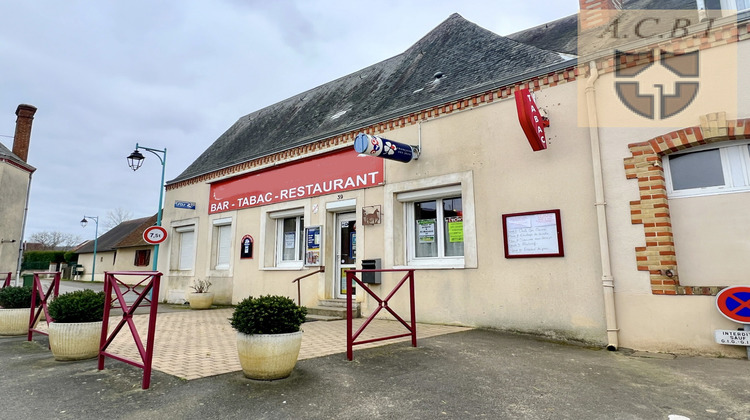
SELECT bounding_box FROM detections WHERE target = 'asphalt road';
[2,325,749,419]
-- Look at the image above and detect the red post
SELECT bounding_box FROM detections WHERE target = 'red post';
[27,272,60,341]
[346,270,354,361]
[346,269,417,360]
[98,271,161,390]
[1,272,11,288]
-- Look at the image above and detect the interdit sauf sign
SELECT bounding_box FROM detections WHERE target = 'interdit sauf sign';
[208,149,384,214]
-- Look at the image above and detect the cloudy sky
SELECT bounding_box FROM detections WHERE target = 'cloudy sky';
[0,0,579,242]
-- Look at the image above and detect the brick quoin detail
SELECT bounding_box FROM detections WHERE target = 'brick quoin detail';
[624,118,750,296]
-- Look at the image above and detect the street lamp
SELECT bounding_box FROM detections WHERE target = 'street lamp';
[127,143,167,271]
[80,215,98,282]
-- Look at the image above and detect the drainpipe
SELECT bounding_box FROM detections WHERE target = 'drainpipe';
[586,61,619,351]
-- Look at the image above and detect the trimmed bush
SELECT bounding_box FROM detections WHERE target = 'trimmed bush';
[48,290,106,323]
[230,295,307,335]
[0,286,37,308]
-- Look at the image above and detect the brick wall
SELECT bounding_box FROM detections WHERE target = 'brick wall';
[624,114,749,295]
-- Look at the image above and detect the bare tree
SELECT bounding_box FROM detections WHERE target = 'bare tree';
[103,207,134,231]
[28,231,83,250]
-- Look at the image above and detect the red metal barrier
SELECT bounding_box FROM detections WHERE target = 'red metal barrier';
[346,269,416,361]
[1,272,11,288]
[27,272,61,341]
[98,271,161,390]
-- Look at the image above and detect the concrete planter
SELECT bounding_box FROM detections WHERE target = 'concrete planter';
[49,321,103,361]
[0,308,32,336]
[236,331,303,380]
[188,292,214,309]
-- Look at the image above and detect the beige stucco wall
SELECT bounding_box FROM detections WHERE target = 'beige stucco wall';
[156,35,750,355]
[160,80,609,345]
[0,161,31,277]
[594,38,750,357]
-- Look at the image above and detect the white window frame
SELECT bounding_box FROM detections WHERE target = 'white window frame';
[398,185,465,269]
[664,141,750,198]
[385,171,477,270]
[213,217,232,270]
[270,208,305,269]
[720,0,750,11]
[175,225,196,271]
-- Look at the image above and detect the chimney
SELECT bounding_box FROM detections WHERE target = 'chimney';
[579,0,622,31]
[13,104,37,163]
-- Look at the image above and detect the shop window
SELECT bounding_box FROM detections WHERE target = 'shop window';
[664,142,750,198]
[267,208,304,269]
[397,185,466,268]
[176,226,195,270]
[134,249,151,267]
[213,218,232,270]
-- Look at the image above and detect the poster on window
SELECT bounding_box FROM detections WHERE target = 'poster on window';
[284,232,296,249]
[502,209,564,258]
[446,216,463,243]
[417,219,436,243]
[304,226,322,266]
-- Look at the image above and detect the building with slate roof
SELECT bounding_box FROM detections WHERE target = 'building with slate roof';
[0,105,37,283]
[75,215,156,283]
[157,1,750,357]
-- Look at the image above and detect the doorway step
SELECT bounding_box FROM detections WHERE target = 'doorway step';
[305,299,360,321]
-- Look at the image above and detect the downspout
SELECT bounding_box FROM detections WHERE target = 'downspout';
[585,61,619,351]
[15,171,32,286]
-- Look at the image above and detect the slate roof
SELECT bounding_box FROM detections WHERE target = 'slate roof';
[506,0,698,55]
[0,142,35,172]
[75,216,153,254]
[169,13,568,185]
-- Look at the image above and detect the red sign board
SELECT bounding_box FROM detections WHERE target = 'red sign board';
[143,226,167,244]
[716,286,750,324]
[209,149,384,214]
[514,88,548,152]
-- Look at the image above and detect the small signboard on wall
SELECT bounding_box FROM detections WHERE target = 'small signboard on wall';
[240,235,253,259]
[305,226,322,266]
[502,209,564,258]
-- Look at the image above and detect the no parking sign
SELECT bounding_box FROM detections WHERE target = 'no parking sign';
[716,286,750,324]
[714,286,750,357]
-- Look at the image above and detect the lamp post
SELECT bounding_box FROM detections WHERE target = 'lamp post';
[127,143,166,272]
[80,215,98,282]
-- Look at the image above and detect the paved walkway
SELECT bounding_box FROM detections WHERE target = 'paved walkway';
[35,308,471,380]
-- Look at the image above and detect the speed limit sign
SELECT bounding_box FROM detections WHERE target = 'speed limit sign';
[143,226,168,244]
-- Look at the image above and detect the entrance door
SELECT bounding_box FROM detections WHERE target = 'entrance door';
[335,212,357,299]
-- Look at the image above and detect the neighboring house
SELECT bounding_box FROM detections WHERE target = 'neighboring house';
[75,215,156,283]
[156,0,750,357]
[0,104,37,283]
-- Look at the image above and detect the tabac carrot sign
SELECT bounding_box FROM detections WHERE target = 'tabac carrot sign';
[514,88,549,152]
[209,149,384,214]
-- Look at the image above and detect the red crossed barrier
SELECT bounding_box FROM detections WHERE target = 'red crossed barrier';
[1,272,11,288]
[98,271,161,390]
[346,269,417,361]
[27,272,61,341]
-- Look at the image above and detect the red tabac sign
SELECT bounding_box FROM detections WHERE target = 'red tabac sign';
[514,88,548,151]
[209,149,384,214]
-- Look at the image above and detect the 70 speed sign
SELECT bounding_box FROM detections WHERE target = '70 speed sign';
[143,226,168,244]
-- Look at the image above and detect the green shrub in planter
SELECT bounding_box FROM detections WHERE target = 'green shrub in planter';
[48,290,106,323]
[230,295,307,335]
[0,286,38,308]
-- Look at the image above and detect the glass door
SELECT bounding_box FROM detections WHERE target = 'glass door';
[335,212,357,299]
